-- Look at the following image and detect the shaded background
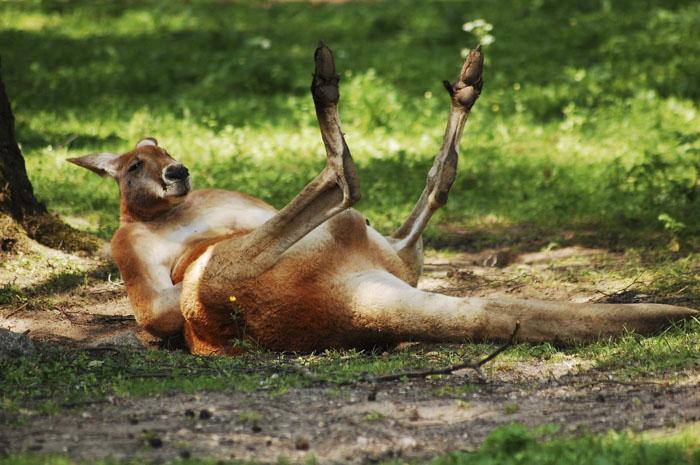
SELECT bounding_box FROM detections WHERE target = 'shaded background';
[1,0,699,250]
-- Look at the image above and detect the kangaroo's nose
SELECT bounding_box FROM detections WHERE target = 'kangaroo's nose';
[163,164,190,182]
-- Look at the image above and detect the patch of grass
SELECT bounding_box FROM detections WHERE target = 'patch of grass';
[503,403,520,415]
[0,346,300,419]
[364,410,386,422]
[0,0,698,248]
[489,317,700,378]
[297,345,512,385]
[0,282,25,305]
[582,318,700,376]
[0,342,512,419]
[1,312,695,423]
[237,410,262,425]
[33,270,87,294]
[425,423,700,465]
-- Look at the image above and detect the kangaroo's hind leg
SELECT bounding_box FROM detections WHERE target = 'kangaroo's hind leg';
[181,44,363,354]
[390,47,483,277]
[211,43,360,279]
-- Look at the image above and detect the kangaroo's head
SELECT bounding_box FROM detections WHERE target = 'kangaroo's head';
[68,137,191,223]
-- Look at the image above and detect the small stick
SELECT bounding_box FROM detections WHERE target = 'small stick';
[367,322,520,384]
[593,272,646,301]
[94,315,136,323]
[4,301,29,318]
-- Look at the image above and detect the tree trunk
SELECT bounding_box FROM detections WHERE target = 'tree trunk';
[0,60,99,254]
[0,62,47,221]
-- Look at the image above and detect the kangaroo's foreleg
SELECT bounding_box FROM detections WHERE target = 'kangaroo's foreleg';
[390,47,483,275]
[219,43,360,278]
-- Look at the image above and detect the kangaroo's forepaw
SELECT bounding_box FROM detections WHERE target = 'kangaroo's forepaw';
[312,41,340,106]
[445,46,483,110]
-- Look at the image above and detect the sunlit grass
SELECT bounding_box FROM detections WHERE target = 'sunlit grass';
[0,0,697,245]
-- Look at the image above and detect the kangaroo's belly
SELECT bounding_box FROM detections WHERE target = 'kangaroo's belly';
[179,209,414,354]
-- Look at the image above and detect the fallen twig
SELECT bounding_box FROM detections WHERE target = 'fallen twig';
[284,323,520,388]
[54,306,76,323]
[592,272,646,302]
[3,301,29,318]
[366,322,520,384]
[93,315,136,323]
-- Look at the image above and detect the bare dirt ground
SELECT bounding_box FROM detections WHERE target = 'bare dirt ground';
[4,370,700,463]
[2,239,699,463]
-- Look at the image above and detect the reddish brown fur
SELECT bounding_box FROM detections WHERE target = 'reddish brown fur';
[171,233,244,285]
[114,146,185,222]
[68,46,697,355]
[180,210,419,354]
[69,140,280,340]
[71,140,698,355]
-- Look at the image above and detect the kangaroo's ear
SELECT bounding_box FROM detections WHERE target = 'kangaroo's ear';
[66,152,121,178]
[136,137,158,149]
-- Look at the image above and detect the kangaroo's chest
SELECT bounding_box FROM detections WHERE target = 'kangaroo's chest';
[163,206,270,283]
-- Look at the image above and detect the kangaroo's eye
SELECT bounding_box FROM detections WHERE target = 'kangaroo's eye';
[127,160,144,173]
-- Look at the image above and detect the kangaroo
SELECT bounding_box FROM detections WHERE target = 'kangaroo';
[69,45,696,355]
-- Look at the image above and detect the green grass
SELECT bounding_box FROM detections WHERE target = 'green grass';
[0,342,501,416]
[2,319,698,420]
[0,345,322,418]
[0,282,24,305]
[424,424,700,465]
[363,410,386,422]
[1,0,699,244]
[2,424,699,465]
[505,318,700,376]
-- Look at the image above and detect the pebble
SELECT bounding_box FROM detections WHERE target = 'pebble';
[295,436,310,450]
[147,437,163,448]
[399,436,417,450]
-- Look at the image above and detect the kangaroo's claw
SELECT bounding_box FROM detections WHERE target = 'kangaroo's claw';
[448,46,484,110]
[312,42,340,107]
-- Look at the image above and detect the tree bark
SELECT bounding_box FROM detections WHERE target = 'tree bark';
[0,61,47,221]
[0,60,99,254]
